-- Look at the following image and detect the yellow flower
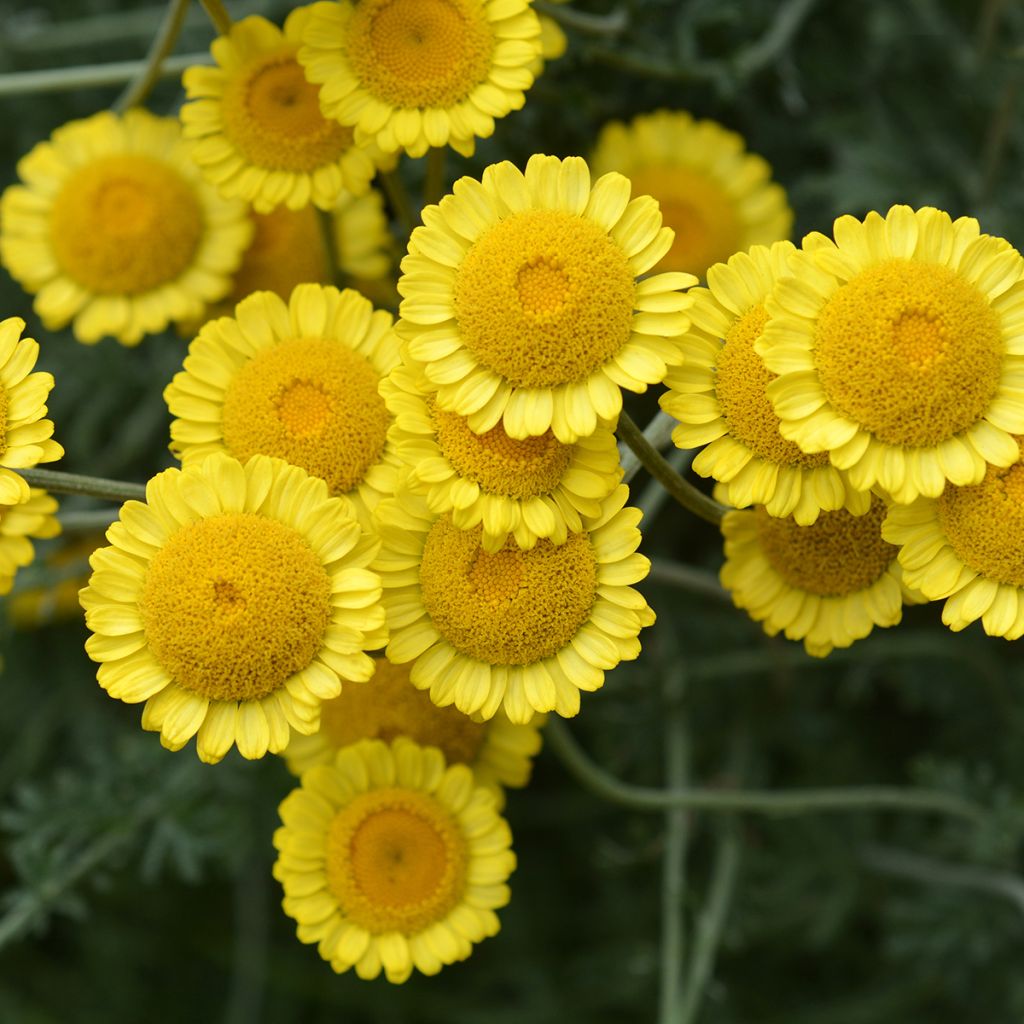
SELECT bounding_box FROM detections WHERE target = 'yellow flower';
[376,484,654,723]
[7,530,102,629]
[273,736,515,983]
[0,489,60,596]
[399,154,694,443]
[720,496,907,657]
[182,10,389,213]
[381,362,622,551]
[591,110,793,279]
[0,317,64,505]
[333,188,394,286]
[281,655,543,802]
[298,0,542,158]
[760,205,1024,505]
[661,242,868,525]
[79,453,386,763]
[883,437,1024,639]
[165,285,402,521]
[0,110,251,346]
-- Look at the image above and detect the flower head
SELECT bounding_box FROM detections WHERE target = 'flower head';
[0,489,60,596]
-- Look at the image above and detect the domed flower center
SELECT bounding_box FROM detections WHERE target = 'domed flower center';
[222,49,354,171]
[139,512,332,701]
[221,338,391,495]
[318,658,487,765]
[814,260,1004,447]
[755,497,895,596]
[715,303,829,468]
[50,155,203,294]
[326,788,468,934]
[937,445,1024,586]
[454,209,637,388]
[346,0,495,109]
[430,398,574,498]
[627,167,742,277]
[419,516,597,664]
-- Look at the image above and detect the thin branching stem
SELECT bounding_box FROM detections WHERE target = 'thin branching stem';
[380,167,418,242]
[199,0,233,36]
[533,1,628,35]
[19,468,146,505]
[423,147,447,209]
[0,53,209,97]
[58,508,120,532]
[113,0,191,112]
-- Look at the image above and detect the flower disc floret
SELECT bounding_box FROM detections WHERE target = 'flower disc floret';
[760,205,1024,504]
[399,155,695,443]
[661,243,867,524]
[166,285,401,519]
[182,11,385,213]
[0,110,251,346]
[376,483,654,723]
[720,496,906,657]
[299,0,541,158]
[273,737,516,983]
[80,453,386,763]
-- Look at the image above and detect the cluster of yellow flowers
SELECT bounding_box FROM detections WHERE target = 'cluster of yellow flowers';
[7,0,1018,993]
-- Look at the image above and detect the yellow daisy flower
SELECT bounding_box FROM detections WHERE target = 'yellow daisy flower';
[376,483,654,723]
[760,205,1024,505]
[720,495,907,657]
[0,489,60,596]
[0,317,64,505]
[182,10,388,214]
[398,154,695,443]
[661,242,868,525]
[281,655,543,802]
[274,737,515,983]
[883,437,1024,639]
[334,188,394,287]
[591,110,793,279]
[381,362,622,551]
[79,452,386,763]
[165,284,402,521]
[298,0,542,158]
[0,110,251,346]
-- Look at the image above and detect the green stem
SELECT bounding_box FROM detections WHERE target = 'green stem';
[113,0,191,112]
[731,0,818,79]
[57,508,120,532]
[199,0,233,36]
[380,166,417,240]
[617,411,726,526]
[620,409,676,484]
[648,559,730,603]
[423,147,447,209]
[0,53,209,96]
[317,207,343,289]
[545,719,984,823]
[19,468,146,505]
[533,1,628,36]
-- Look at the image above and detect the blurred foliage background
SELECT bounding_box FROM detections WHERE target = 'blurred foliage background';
[4,0,1024,1021]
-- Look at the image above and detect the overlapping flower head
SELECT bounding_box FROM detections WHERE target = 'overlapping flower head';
[80,452,385,763]
[382,362,623,551]
[165,284,402,521]
[376,484,654,723]
[298,0,542,158]
[759,205,1024,505]
[181,8,391,213]
[281,655,543,801]
[591,110,793,279]
[274,736,515,982]
[0,317,63,505]
[662,241,869,524]
[399,154,695,443]
[0,110,252,346]
[0,490,60,596]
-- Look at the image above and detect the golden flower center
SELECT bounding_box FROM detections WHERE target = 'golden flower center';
[222,49,354,172]
[715,304,828,469]
[419,516,597,664]
[318,658,486,765]
[454,209,637,388]
[937,446,1024,586]
[627,167,742,278]
[755,497,895,597]
[346,0,495,109]
[814,260,1004,447]
[139,512,332,702]
[221,338,390,495]
[325,788,468,934]
[429,397,573,498]
[50,155,203,295]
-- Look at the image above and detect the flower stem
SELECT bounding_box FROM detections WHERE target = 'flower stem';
[113,0,190,112]
[199,0,233,36]
[19,468,146,505]
[317,207,344,289]
[0,53,209,96]
[545,718,985,823]
[380,166,417,241]
[533,1,628,35]
[58,508,120,532]
[617,410,726,526]
[423,147,447,209]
